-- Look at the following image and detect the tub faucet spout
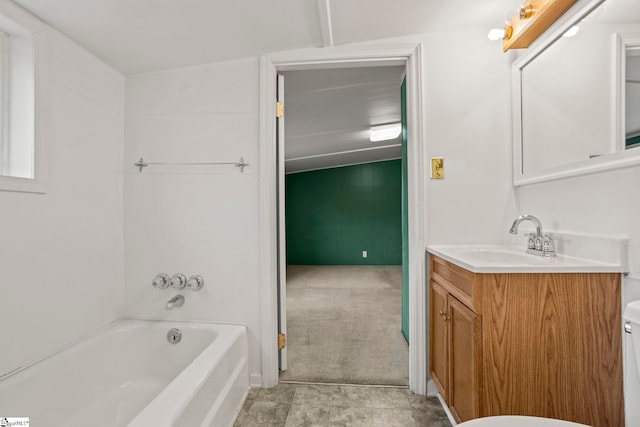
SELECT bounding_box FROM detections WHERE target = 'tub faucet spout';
[166,294,185,310]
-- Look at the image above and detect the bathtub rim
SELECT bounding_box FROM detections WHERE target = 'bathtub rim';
[0,318,250,382]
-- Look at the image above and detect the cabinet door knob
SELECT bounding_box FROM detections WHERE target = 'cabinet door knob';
[439,310,449,321]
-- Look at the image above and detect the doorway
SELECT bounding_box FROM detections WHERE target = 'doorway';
[258,45,427,393]
[278,66,407,385]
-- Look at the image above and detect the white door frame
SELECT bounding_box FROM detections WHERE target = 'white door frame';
[258,43,427,394]
[276,73,288,371]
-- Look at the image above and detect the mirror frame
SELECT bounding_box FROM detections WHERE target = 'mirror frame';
[512,0,640,185]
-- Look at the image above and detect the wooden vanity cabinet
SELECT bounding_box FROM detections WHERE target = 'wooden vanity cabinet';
[429,256,484,422]
[448,295,482,422]
[430,279,483,422]
[429,254,624,427]
[429,280,449,398]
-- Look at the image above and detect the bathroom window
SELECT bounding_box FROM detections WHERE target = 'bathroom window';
[0,29,12,176]
[0,9,46,194]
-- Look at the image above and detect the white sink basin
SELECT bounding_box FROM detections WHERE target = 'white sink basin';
[455,248,546,264]
[427,244,625,273]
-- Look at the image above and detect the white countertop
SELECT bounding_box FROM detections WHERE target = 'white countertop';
[427,244,627,273]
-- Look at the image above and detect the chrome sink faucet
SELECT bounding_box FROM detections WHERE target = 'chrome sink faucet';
[166,294,185,310]
[509,214,556,257]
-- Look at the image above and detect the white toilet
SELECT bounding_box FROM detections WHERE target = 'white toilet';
[457,416,588,427]
[623,299,640,426]
[456,300,640,427]
[623,300,640,358]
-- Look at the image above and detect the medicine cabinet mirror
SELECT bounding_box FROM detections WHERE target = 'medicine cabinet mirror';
[512,0,640,185]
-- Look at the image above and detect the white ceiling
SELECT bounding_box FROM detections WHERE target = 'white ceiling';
[13,0,324,74]
[283,66,405,174]
[11,0,521,75]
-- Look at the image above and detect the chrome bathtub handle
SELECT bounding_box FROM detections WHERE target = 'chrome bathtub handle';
[170,273,187,290]
[152,273,170,289]
[187,275,204,291]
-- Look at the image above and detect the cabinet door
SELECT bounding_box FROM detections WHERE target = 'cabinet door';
[430,280,448,399]
[449,296,482,423]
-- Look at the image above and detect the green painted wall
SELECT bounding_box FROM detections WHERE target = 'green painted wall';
[286,160,402,265]
[401,77,409,343]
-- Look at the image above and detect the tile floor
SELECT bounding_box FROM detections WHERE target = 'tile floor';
[233,383,452,427]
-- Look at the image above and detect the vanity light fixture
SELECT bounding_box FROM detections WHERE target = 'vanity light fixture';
[495,0,579,51]
[370,123,402,142]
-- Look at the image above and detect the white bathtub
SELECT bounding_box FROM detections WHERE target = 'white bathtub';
[0,320,249,427]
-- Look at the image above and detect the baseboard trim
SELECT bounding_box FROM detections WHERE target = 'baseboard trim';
[435,392,457,426]
[250,372,263,387]
[426,378,438,396]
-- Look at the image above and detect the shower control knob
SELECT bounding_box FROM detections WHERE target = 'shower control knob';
[187,275,204,291]
[170,273,187,290]
[152,273,170,289]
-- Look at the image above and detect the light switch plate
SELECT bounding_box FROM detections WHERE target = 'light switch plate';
[431,157,444,179]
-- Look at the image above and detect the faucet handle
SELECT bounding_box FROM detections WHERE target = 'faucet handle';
[170,273,187,290]
[534,235,543,251]
[187,275,204,291]
[543,234,556,256]
[152,273,170,289]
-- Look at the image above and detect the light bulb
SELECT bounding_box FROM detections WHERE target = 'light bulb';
[488,28,506,41]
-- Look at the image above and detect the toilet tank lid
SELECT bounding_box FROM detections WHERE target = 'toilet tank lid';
[624,300,640,324]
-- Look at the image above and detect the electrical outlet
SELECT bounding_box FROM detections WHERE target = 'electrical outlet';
[362,251,367,258]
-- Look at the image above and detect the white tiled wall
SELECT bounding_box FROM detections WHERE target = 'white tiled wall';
[0,24,124,376]
[124,58,262,383]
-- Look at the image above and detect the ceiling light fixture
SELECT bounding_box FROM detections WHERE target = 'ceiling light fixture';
[370,123,402,142]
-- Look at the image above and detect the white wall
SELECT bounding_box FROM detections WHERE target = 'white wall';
[123,58,262,383]
[420,29,516,244]
[123,29,515,385]
[0,11,124,376]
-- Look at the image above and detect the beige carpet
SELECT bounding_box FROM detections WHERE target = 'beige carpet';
[280,265,409,386]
